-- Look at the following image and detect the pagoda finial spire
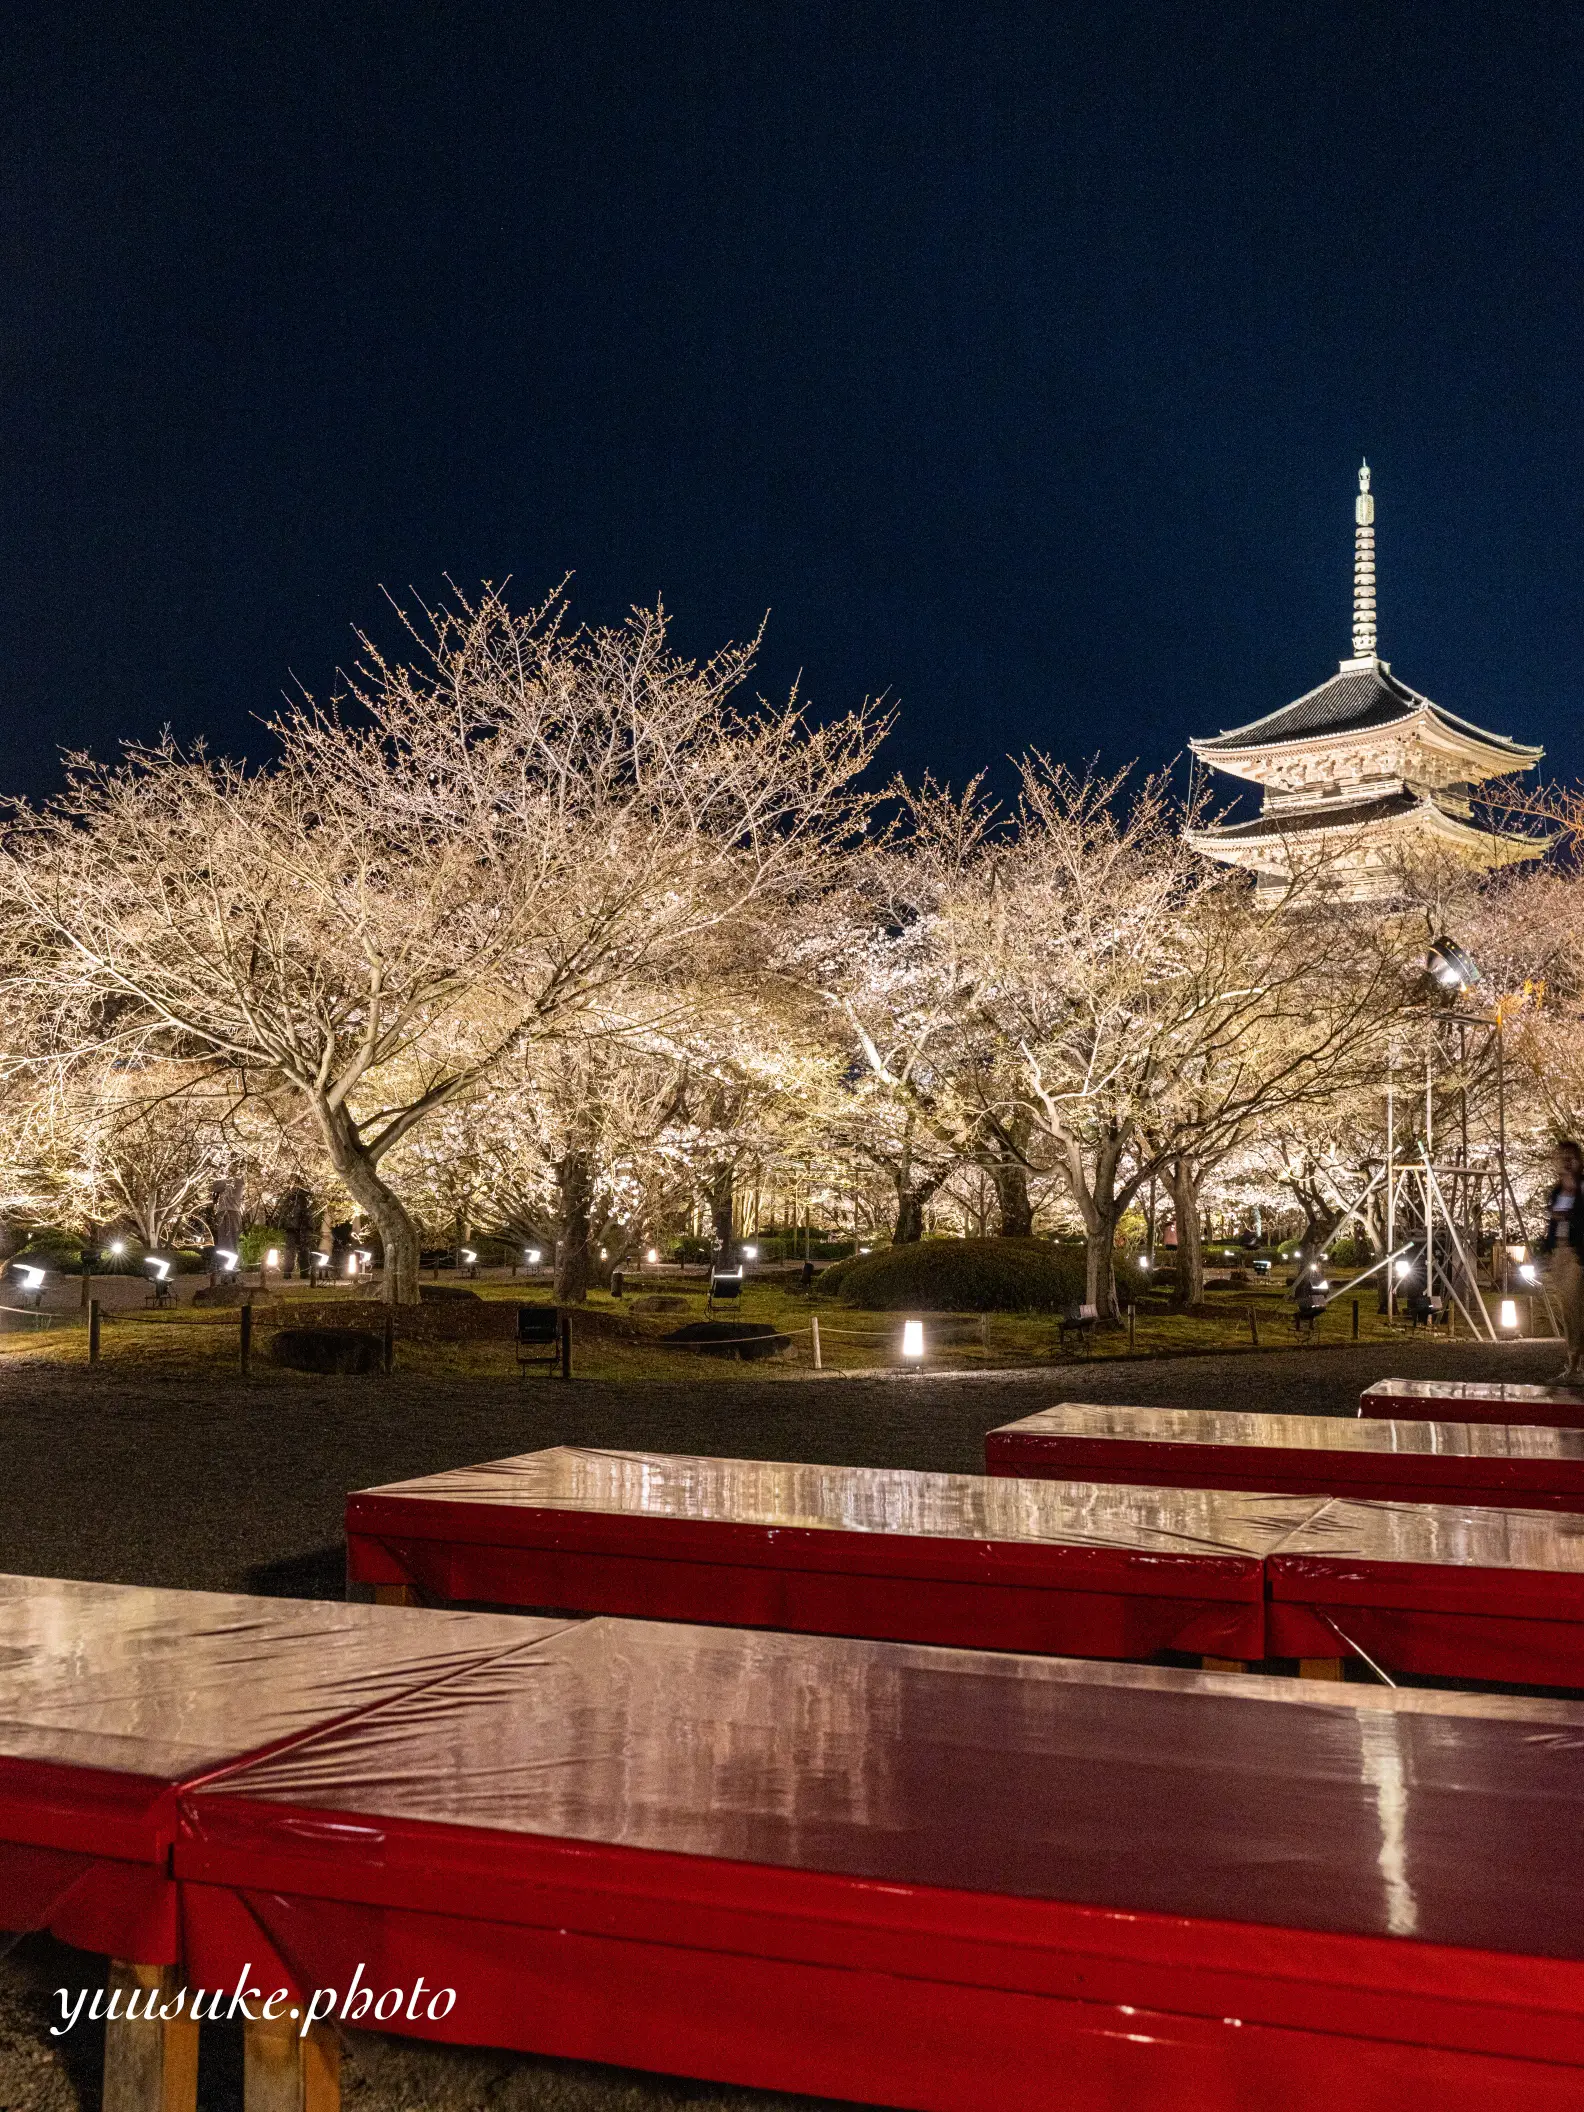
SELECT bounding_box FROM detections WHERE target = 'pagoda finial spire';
[1351,458,1377,660]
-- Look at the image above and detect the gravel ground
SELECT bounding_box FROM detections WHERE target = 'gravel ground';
[0,1337,1568,2109]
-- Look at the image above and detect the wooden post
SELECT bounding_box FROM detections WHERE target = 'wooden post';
[101,1960,199,2112]
[382,1308,394,1375]
[89,1299,102,1366]
[239,1300,253,1378]
[1352,1297,1360,1340]
[558,1309,572,1380]
[243,2012,340,2112]
[979,1312,990,1354]
[810,1314,822,1369]
[1248,1305,1259,1348]
[1127,1303,1135,1351]
[81,1258,92,1310]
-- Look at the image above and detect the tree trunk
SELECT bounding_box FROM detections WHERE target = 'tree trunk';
[707,1163,737,1267]
[989,1158,1034,1238]
[554,1150,597,1305]
[1170,1158,1205,1307]
[1083,1200,1121,1320]
[314,1105,423,1304]
[893,1185,932,1243]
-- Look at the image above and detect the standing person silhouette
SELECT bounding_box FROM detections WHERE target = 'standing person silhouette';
[1540,1141,1584,1383]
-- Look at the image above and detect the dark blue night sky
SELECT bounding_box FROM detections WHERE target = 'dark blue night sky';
[4,3,1582,804]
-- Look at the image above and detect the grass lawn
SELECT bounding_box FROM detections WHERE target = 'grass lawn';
[0,1268,1482,1385]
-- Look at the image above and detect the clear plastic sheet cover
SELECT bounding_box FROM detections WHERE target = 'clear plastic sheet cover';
[1364,1377,1584,1409]
[991,1402,1584,1460]
[355,1446,1321,1558]
[1272,1498,1584,1571]
[0,1576,562,1780]
[192,1616,1584,1956]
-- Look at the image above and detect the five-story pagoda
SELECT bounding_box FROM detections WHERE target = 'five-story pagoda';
[1186,465,1546,900]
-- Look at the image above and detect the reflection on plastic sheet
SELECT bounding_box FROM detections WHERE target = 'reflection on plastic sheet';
[0,1575,556,1779]
[190,1615,1584,1958]
[1271,1497,1584,1573]
[990,1402,1584,1462]
[355,1447,1321,1557]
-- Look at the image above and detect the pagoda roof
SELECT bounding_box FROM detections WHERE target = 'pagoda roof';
[1187,788,1551,853]
[1191,659,1543,767]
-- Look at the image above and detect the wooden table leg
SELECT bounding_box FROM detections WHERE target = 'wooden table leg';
[1299,1658,1345,1680]
[244,2013,340,2112]
[102,1962,199,2112]
[373,1583,418,1607]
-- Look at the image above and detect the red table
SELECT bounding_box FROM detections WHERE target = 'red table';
[1265,1499,1584,1685]
[984,1401,1584,1511]
[178,1618,1584,2110]
[346,1445,1325,1662]
[1361,1377,1584,1427]
[0,1574,551,1963]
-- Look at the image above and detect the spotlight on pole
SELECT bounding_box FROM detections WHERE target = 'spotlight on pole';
[1427,935,1480,993]
[1500,1299,1519,1332]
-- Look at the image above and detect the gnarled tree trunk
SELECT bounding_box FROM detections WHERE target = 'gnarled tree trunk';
[314,1103,422,1305]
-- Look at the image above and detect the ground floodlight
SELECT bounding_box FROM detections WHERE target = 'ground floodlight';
[1313,1278,1330,1292]
[901,1320,925,1360]
[858,1245,871,1254]
[1500,1299,1519,1331]
[264,1247,280,1269]
[462,1248,477,1264]
[1137,1255,1151,1272]
[17,1265,45,1292]
[345,1256,359,1277]
[1518,1262,1539,1285]
[146,1257,172,1281]
[311,1250,329,1267]
[743,1244,758,1260]
[1394,1258,1414,1279]
[214,1248,239,1271]
[108,1239,127,1258]
[1427,935,1480,992]
[526,1248,542,1265]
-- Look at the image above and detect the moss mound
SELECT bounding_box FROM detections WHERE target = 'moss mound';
[824,1237,1087,1313]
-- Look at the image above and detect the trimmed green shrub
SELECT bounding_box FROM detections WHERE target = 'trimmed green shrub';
[823,1237,1088,1313]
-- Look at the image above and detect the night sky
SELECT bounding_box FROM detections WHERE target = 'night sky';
[5,4,1583,806]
